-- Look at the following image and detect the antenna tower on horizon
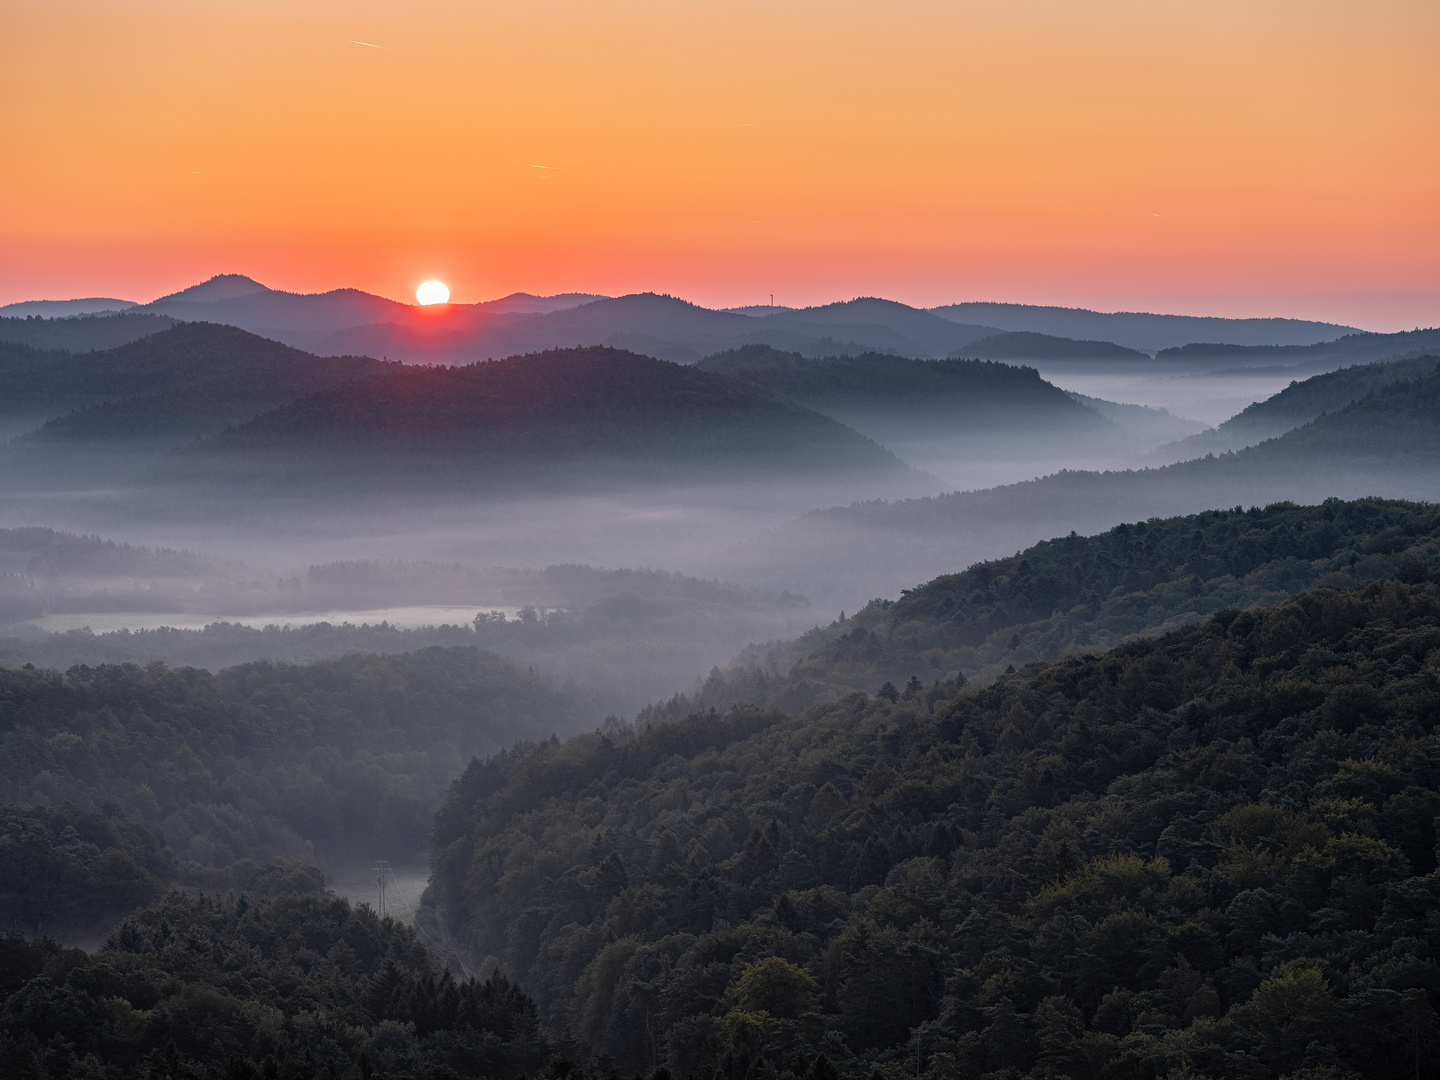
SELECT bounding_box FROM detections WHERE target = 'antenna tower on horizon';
[374,860,392,918]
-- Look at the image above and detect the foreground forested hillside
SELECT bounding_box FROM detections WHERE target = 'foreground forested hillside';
[430,559,1440,1079]
[656,498,1439,717]
[0,892,548,1079]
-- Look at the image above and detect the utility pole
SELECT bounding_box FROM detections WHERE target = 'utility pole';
[374,861,392,918]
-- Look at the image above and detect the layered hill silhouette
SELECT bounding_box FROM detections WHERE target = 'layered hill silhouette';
[319,293,1001,364]
[1155,325,1440,369]
[696,344,1107,447]
[0,312,180,353]
[1151,353,1440,461]
[712,361,1440,606]
[960,330,1149,361]
[192,346,914,489]
[933,300,1358,353]
[3,322,385,446]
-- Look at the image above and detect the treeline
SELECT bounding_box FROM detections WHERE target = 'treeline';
[429,559,1440,1078]
[0,802,326,937]
[0,891,548,1079]
[0,647,587,898]
[649,498,1440,718]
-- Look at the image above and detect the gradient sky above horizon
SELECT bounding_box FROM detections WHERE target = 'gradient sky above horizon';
[2,0,1437,330]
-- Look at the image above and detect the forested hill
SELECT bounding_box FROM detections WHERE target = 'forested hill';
[430,559,1440,1080]
[1,322,383,417]
[1155,326,1440,368]
[200,346,911,484]
[716,365,1440,605]
[0,646,590,931]
[960,331,1149,361]
[695,345,1106,451]
[1153,353,1440,461]
[0,312,180,353]
[698,346,1097,425]
[653,498,1440,718]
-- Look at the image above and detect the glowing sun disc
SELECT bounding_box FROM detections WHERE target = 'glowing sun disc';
[416,280,450,305]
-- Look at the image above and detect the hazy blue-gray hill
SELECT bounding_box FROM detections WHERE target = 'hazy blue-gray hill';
[1,322,386,447]
[315,292,996,368]
[1154,326,1440,369]
[129,274,604,350]
[696,344,1105,443]
[317,292,1002,364]
[960,329,1150,361]
[0,297,137,317]
[191,345,914,489]
[750,297,996,356]
[711,364,1440,606]
[1151,353,1440,462]
[0,311,180,352]
[134,273,408,343]
[931,300,1357,353]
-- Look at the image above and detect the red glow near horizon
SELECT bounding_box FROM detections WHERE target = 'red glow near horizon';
[1,1,1436,331]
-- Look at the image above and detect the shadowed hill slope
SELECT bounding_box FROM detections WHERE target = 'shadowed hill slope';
[196,345,913,488]
[696,344,1105,444]
[959,330,1150,361]
[932,301,1358,353]
[1152,354,1440,462]
[2,323,387,448]
[0,312,181,353]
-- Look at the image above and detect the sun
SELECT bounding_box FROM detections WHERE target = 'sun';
[415,280,450,305]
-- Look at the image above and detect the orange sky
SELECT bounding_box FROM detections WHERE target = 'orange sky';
[2,0,1437,329]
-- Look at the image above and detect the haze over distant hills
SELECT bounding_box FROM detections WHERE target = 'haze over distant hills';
[697,344,1108,450]
[188,345,915,492]
[0,275,1381,365]
[933,300,1359,353]
[714,358,1440,606]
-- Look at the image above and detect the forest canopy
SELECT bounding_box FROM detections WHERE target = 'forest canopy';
[430,558,1440,1079]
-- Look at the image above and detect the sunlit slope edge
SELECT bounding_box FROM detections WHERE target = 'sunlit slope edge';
[192,345,913,487]
[713,364,1440,604]
[428,561,1440,1079]
[651,498,1440,718]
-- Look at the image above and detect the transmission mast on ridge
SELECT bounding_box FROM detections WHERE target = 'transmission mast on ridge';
[374,861,392,918]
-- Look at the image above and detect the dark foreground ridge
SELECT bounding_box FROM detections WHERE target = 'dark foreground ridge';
[430,559,1440,1079]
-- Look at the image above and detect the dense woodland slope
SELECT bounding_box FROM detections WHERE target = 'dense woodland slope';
[430,558,1440,1080]
[197,346,910,488]
[0,891,548,1079]
[0,647,587,924]
[657,499,1440,718]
